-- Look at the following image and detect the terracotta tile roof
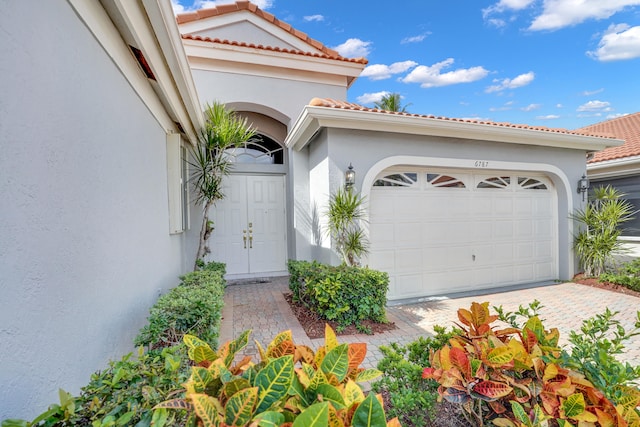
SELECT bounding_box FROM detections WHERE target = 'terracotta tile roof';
[577,113,640,163]
[309,98,616,139]
[177,1,366,64]
[181,34,367,64]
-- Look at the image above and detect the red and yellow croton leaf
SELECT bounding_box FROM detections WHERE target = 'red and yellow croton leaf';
[347,343,367,371]
[449,346,471,378]
[470,380,513,401]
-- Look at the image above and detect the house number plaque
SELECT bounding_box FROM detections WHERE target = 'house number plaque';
[474,160,489,168]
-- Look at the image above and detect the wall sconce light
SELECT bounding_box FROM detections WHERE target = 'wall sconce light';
[345,163,355,190]
[577,174,590,201]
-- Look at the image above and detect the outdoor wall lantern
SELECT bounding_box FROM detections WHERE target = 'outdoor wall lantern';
[577,174,590,201]
[345,163,355,190]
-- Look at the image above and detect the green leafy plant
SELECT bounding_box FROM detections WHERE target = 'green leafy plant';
[1,389,76,427]
[190,102,256,267]
[572,185,635,277]
[373,326,459,426]
[156,325,400,426]
[560,308,640,421]
[423,302,625,426]
[287,260,389,332]
[373,93,411,113]
[134,267,225,350]
[325,188,369,266]
[601,258,640,292]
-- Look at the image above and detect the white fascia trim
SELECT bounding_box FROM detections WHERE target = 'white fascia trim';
[112,0,200,143]
[179,11,325,55]
[285,106,623,152]
[587,156,640,179]
[67,0,175,134]
[183,40,364,80]
[142,0,204,141]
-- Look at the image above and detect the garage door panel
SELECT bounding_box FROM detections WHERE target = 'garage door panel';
[368,250,395,270]
[371,169,557,300]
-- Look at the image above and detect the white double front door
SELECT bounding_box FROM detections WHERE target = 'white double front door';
[207,174,287,276]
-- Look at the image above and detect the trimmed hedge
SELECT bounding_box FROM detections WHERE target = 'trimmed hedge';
[288,260,389,330]
[134,266,225,349]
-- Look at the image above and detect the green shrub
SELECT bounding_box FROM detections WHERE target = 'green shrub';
[195,259,226,275]
[157,325,398,426]
[74,346,189,427]
[134,268,225,349]
[560,307,640,414]
[601,258,640,291]
[373,326,458,426]
[287,260,389,332]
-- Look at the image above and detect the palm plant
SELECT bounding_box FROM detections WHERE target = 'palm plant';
[573,185,635,277]
[373,93,410,113]
[190,102,256,267]
[325,188,369,266]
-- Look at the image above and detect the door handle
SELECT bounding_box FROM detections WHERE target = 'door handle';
[248,223,253,249]
[243,230,247,249]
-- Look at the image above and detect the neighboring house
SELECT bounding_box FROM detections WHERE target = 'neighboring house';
[0,0,203,420]
[176,2,619,300]
[0,0,623,420]
[582,112,640,256]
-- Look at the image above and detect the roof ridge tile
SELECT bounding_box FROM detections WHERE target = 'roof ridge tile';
[177,1,364,63]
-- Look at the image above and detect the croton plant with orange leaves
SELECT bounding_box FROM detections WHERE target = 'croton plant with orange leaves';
[422,302,639,427]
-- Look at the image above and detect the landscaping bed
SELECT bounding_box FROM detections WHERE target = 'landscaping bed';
[284,292,397,338]
[573,273,640,298]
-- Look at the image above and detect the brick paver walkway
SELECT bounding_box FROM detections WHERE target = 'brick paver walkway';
[220,277,640,368]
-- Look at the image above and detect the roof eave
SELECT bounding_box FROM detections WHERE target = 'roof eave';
[285,106,623,152]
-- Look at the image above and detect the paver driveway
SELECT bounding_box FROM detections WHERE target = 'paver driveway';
[220,277,640,369]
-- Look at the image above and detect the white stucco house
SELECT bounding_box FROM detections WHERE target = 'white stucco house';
[0,0,622,420]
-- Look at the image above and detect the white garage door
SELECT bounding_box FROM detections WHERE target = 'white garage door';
[369,168,557,300]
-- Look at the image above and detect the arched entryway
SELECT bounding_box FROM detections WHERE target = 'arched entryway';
[205,111,289,278]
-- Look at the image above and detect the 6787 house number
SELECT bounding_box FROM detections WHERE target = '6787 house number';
[474,160,489,168]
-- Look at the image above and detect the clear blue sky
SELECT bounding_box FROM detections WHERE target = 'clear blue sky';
[173,0,640,129]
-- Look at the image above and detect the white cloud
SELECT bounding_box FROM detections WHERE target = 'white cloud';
[485,71,535,93]
[304,14,324,22]
[607,113,630,119]
[588,24,640,61]
[529,0,640,31]
[401,33,429,44]
[490,101,515,112]
[360,61,418,81]
[356,91,390,105]
[556,103,563,108]
[332,38,372,58]
[483,0,536,16]
[537,114,560,119]
[577,100,613,112]
[581,88,604,96]
[482,0,535,26]
[522,103,542,111]
[171,0,274,14]
[401,58,490,88]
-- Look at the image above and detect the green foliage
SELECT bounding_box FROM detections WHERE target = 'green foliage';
[325,188,369,266]
[195,259,227,275]
[572,185,635,277]
[72,346,189,427]
[2,389,76,427]
[373,326,458,426]
[423,301,627,426]
[287,260,389,331]
[560,307,640,418]
[134,267,225,349]
[157,325,399,427]
[601,258,640,291]
[373,93,411,113]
